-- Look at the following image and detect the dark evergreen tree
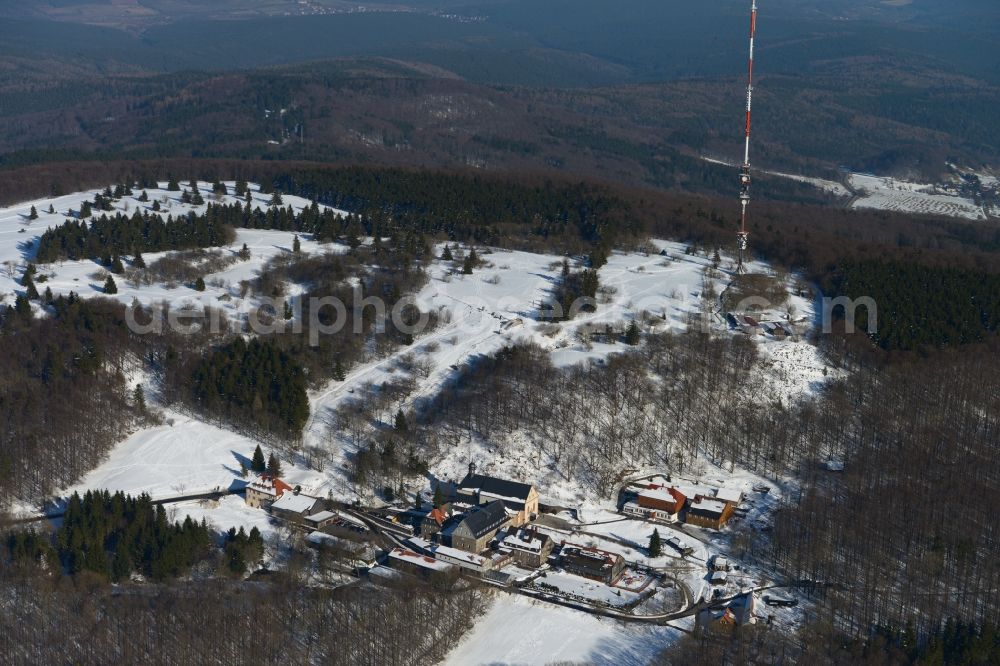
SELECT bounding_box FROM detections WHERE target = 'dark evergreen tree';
[394,409,408,434]
[80,201,92,219]
[104,275,118,295]
[110,255,125,274]
[266,453,282,478]
[251,445,266,473]
[648,528,662,558]
[139,190,149,202]
[270,191,284,207]
[293,235,301,253]
[29,206,38,220]
[134,384,146,413]
[462,248,477,274]
[441,244,453,261]
[433,484,444,508]
[47,203,55,214]
[624,320,641,345]
[152,200,161,212]
[24,275,39,301]
[194,277,206,292]
[12,293,31,321]
[133,251,146,269]
[238,243,251,260]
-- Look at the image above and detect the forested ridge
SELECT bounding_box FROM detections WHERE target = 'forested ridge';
[273,167,639,255]
[831,259,1000,351]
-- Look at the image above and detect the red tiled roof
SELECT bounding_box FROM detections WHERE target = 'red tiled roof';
[255,474,292,497]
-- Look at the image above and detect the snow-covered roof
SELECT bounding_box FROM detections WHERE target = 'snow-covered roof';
[500,527,550,553]
[714,488,742,504]
[388,548,454,572]
[690,497,727,516]
[639,487,673,502]
[405,537,434,553]
[368,565,401,580]
[246,474,292,497]
[502,534,543,553]
[306,510,337,523]
[432,544,489,568]
[459,474,534,504]
[334,510,368,530]
[676,484,715,501]
[308,532,375,561]
[247,481,278,496]
[480,490,527,510]
[271,492,318,514]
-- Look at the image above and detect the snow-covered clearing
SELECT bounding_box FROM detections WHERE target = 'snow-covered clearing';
[539,570,643,607]
[700,156,850,198]
[768,171,851,197]
[441,592,680,666]
[848,173,987,220]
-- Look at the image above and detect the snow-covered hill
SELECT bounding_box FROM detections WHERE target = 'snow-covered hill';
[0,183,832,515]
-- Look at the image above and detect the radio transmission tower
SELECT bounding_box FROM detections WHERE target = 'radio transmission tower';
[736,0,758,274]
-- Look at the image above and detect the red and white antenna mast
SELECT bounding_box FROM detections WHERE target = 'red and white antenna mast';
[737,0,758,274]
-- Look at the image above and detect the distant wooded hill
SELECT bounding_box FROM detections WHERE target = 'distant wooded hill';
[0,0,997,185]
[0,56,996,197]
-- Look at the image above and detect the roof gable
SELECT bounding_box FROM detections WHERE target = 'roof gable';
[454,500,507,538]
[458,474,534,501]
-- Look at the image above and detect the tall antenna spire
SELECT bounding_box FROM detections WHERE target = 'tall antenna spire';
[737,0,758,274]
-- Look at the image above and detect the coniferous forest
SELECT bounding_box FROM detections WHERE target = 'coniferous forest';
[831,259,1000,351]
[190,338,310,439]
[8,490,213,581]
